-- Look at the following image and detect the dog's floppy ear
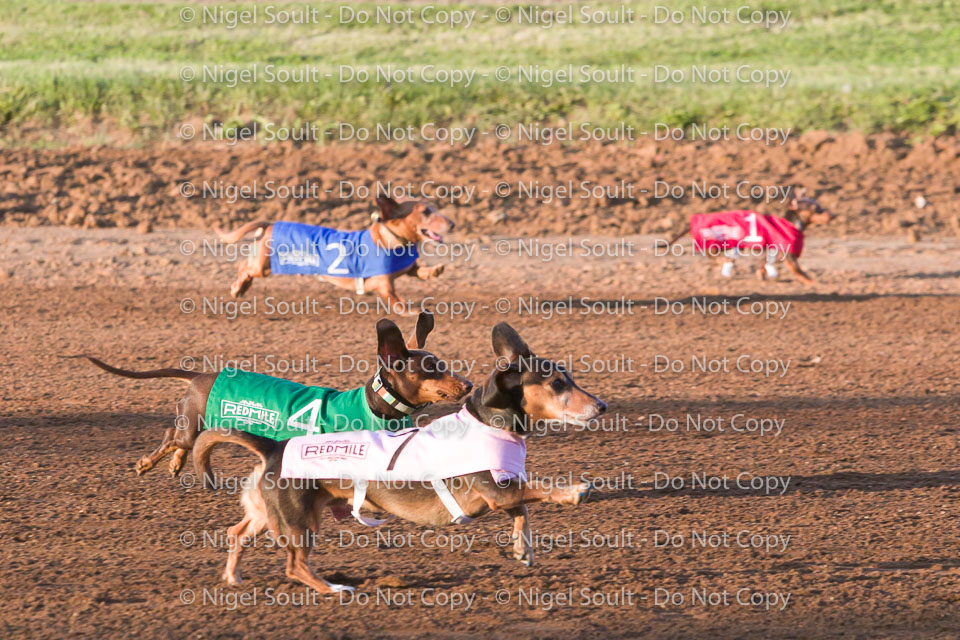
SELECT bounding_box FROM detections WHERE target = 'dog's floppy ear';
[406,312,435,350]
[492,322,532,363]
[376,195,405,220]
[376,319,408,369]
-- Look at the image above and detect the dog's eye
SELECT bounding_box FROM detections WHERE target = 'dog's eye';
[550,379,566,392]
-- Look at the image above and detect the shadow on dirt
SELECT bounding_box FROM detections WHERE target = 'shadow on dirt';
[589,469,960,503]
[609,394,960,416]
[543,291,960,311]
[893,270,960,280]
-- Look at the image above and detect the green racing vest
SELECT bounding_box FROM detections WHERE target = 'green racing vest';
[203,368,410,440]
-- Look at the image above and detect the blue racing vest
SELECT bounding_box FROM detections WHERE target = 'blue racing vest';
[269,222,419,277]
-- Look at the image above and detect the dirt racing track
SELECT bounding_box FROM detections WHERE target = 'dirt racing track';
[2,158,960,640]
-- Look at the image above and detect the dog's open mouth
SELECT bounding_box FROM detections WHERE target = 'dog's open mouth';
[437,388,470,401]
[420,229,444,243]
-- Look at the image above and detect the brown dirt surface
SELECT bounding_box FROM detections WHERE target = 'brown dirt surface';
[2,226,959,639]
[2,134,959,239]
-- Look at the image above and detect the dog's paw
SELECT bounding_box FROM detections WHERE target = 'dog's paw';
[511,534,534,566]
[417,265,444,280]
[135,457,153,475]
[512,548,535,567]
[223,571,242,586]
[329,583,355,593]
[573,480,593,505]
[168,450,187,477]
[553,481,592,506]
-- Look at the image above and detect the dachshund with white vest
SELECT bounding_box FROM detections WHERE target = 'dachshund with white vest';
[193,323,608,592]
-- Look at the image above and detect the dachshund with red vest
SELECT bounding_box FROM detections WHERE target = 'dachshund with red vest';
[666,189,834,285]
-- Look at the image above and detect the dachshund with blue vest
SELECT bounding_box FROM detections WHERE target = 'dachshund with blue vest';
[214,195,455,313]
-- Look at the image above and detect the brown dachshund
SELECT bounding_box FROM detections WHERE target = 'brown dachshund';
[214,195,454,313]
[194,323,608,592]
[87,313,472,479]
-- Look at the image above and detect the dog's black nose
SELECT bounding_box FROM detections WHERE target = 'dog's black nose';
[595,400,608,414]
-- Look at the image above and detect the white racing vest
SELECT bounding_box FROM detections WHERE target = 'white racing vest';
[280,407,527,526]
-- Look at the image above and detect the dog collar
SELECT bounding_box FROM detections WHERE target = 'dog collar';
[372,368,420,415]
[373,221,409,249]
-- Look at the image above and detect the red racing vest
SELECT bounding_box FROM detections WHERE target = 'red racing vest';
[690,210,803,257]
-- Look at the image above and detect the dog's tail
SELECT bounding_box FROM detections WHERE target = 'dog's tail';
[193,428,277,490]
[86,356,201,382]
[213,220,271,243]
[665,226,690,246]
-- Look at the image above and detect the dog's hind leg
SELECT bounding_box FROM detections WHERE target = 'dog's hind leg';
[168,448,188,476]
[135,427,178,475]
[223,514,254,585]
[167,397,197,477]
[223,469,269,585]
[223,512,266,585]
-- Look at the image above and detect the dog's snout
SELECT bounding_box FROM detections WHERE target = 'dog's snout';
[449,378,473,401]
[595,400,608,414]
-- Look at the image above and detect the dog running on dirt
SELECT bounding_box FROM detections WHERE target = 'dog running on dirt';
[214,195,454,313]
[665,189,834,284]
[86,312,472,478]
[193,322,608,592]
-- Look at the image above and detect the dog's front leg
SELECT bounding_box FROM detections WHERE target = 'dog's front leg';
[784,254,815,285]
[480,478,592,510]
[505,505,534,567]
[523,478,593,506]
[414,261,444,280]
[263,490,355,594]
[371,278,414,316]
